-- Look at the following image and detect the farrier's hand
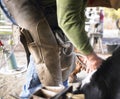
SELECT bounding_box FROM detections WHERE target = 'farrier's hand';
[85,51,103,73]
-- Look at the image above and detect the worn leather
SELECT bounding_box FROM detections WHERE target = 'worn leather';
[3,0,75,86]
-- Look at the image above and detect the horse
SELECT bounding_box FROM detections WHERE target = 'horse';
[74,46,120,99]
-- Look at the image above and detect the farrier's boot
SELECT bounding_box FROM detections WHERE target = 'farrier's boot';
[3,0,63,86]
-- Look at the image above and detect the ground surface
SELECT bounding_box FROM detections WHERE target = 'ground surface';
[0,43,111,99]
[0,72,26,99]
[0,44,27,99]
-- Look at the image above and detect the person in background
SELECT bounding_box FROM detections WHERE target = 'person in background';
[99,9,104,34]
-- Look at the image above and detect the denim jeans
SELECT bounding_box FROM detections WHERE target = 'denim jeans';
[19,55,41,98]
[20,55,68,99]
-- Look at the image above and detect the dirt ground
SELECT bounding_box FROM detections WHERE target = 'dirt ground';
[0,44,27,99]
[0,44,111,99]
[0,72,26,99]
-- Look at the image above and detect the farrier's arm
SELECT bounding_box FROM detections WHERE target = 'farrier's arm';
[56,0,92,55]
[56,0,102,72]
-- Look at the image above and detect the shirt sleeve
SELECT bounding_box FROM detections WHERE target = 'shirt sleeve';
[56,0,93,55]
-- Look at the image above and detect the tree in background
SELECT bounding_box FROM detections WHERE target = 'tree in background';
[104,8,120,20]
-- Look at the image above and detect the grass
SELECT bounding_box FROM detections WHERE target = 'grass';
[0,31,12,35]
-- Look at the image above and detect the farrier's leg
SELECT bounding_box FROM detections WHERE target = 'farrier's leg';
[3,0,62,86]
[60,41,76,82]
[20,55,41,98]
[44,6,76,83]
[53,30,76,82]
